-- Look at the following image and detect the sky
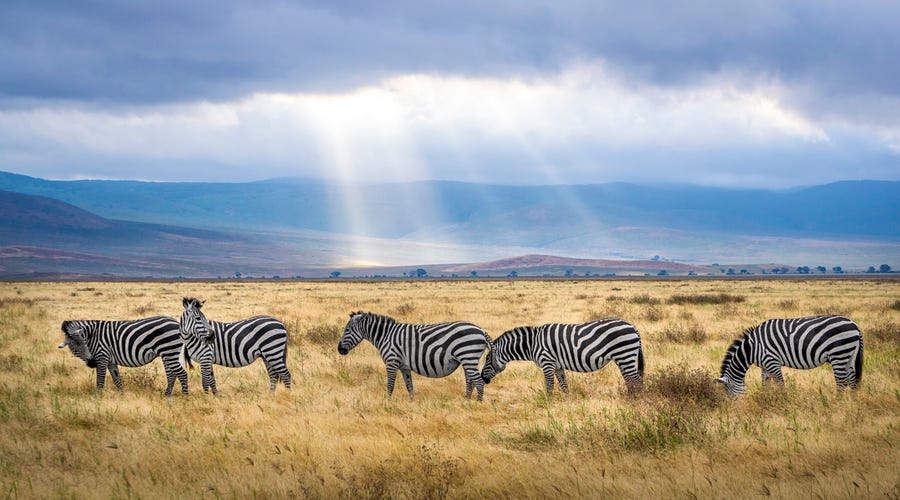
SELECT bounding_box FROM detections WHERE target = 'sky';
[1,0,899,188]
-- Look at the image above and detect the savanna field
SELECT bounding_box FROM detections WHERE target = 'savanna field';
[1,279,898,499]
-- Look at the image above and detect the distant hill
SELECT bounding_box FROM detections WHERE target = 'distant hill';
[1,171,898,275]
[440,254,709,274]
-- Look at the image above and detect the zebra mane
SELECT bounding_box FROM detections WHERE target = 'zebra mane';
[351,311,397,325]
[183,297,203,309]
[719,330,752,376]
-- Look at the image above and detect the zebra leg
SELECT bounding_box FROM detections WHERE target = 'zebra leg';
[555,369,569,394]
[94,357,109,393]
[201,362,218,395]
[109,363,123,392]
[385,362,400,399]
[262,355,292,391]
[464,363,485,401]
[280,367,292,389]
[401,368,414,401]
[540,364,556,395]
[161,356,186,397]
[830,358,856,389]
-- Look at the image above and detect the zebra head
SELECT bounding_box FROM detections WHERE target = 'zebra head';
[181,297,212,343]
[480,346,501,384]
[481,335,513,383]
[338,311,366,355]
[59,320,95,368]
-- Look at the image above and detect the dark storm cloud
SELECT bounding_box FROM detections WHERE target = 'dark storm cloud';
[2,0,898,108]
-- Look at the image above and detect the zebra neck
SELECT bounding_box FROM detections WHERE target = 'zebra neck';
[502,327,536,361]
[723,335,753,380]
[362,318,394,350]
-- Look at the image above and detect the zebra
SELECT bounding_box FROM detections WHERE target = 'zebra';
[178,297,292,394]
[57,316,188,396]
[480,318,644,395]
[337,311,492,401]
[716,315,863,397]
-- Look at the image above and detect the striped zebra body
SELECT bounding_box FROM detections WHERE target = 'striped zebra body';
[179,297,292,394]
[717,315,863,397]
[58,316,188,396]
[337,311,492,401]
[481,318,644,395]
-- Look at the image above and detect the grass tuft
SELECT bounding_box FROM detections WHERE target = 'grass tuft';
[668,293,746,305]
[660,322,708,344]
[305,323,343,346]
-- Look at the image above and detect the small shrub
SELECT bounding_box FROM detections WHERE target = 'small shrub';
[630,294,661,305]
[648,365,723,409]
[668,293,746,305]
[392,302,416,317]
[131,303,155,316]
[306,323,342,346]
[128,367,159,391]
[865,321,899,349]
[890,300,900,311]
[642,305,666,322]
[660,322,708,344]
[777,299,797,310]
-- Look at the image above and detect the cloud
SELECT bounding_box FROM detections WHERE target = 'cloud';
[1,1,898,185]
[5,61,893,186]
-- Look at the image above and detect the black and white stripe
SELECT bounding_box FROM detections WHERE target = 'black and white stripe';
[179,297,292,394]
[337,311,492,401]
[480,318,644,394]
[58,316,188,396]
[717,315,863,397]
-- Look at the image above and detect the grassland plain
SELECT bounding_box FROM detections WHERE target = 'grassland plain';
[0,278,898,499]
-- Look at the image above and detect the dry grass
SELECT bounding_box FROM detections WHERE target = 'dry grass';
[1,278,899,498]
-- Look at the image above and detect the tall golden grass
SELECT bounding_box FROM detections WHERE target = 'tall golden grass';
[1,279,898,498]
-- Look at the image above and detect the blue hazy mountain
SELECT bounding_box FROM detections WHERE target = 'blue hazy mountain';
[1,171,897,239]
[1,171,897,276]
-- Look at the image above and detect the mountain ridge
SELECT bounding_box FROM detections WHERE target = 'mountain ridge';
[1,171,897,276]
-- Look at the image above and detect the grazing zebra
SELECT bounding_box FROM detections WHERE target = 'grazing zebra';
[480,318,644,395]
[717,315,863,397]
[57,316,188,396]
[179,297,292,394]
[337,311,492,401]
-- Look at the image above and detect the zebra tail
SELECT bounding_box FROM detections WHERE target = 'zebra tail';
[854,338,863,387]
[179,344,194,370]
[637,346,645,378]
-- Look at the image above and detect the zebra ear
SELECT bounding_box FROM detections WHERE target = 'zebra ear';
[182,297,190,309]
[198,299,205,308]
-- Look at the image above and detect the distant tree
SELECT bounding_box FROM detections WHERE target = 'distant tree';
[507,270,518,278]
[651,255,660,261]
[740,269,749,274]
[867,266,877,273]
[832,266,843,274]
[234,272,242,279]
[780,267,790,274]
[816,266,827,273]
[564,269,574,277]
[415,268,427,278]
[726,268,736,275]
[272,275,280,279]
[330,271,341,278]
[796,266,810,274]
[470,271,478,277]
[657,270,668,276]
[880,264,892,273]
[688,271,697,276]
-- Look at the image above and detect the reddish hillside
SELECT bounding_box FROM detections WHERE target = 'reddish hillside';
[440,254,709,273]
